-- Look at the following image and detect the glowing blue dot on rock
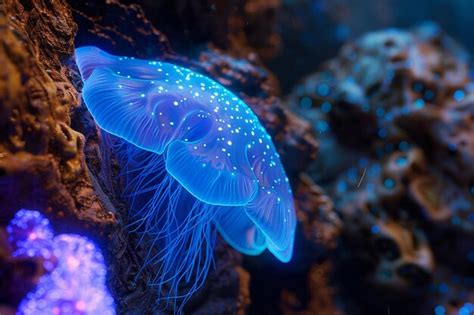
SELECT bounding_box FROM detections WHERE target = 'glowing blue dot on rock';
[299,96,313,109]
[375,107,385,117]
[424,89,434,101]
[315,120,330,133]
[383,177,396,189]
[317,83,330,96]
[370,225,380,234]
[321,101,332,113]
[414,98,425,109]
[395,155,408,167]
[453,89,465,102]
[412,81,424,93]
[399,141,410,151]
[378,128,387,138]
[434,305,445,315]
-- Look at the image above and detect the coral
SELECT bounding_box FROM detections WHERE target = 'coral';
[0,0,115,227]
[288,23,474,314]
[5,209,115,315]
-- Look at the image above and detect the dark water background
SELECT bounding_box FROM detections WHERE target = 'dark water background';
[270,0,474,93]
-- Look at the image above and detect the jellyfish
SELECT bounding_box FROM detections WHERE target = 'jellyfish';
[75,46,296,309]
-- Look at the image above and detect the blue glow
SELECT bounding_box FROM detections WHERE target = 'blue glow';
[8,210,115,315]
[414,98,425,109]
[371,225,380,234]
[453,89,465,102]
[375,107,385,117]
[438,283,449,293]
[399,141,410,151]
[434,305,446,315]
[424,89,434,101]
[383,178,396,189]
[321,101,332,113]
[317,83,330,96]
[412,81,424,93]
[378,128,387,138]
[459,303,474,315]
[315,120,330,133]
[7,209,54,265]
[75,46,296,307]
[395,155,408,167]
[299,96,313,108]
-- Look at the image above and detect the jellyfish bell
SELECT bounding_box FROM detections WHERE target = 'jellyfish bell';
[75,46,296,306]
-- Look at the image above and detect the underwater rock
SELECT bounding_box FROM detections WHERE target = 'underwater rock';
[135,0,282,58]
[287,23,474,314]
[0,1,115,225]
[1,0,322,314]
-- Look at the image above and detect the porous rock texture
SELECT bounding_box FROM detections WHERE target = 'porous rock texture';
[288,23,474,315]
[0,0,326,314]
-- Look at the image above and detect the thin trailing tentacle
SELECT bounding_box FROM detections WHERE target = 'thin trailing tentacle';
[115,140,218,312]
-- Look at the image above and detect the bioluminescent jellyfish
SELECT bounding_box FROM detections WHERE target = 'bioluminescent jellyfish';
[75,46,296,308]
[7,210,115,315]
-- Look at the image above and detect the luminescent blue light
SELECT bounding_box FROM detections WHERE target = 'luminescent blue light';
[317,83,330,96]
[453,89,465,102]
[424,89,434,101]
[412,81,424,93]
[395,155,408,167]
[7,209,115,315]
[336,181,348,193]
[315,120,330,133]
[7,209,54,263]
[75,46,297,307]
[321,101,332,113]
[399,141,410,151]
[378,128,387,138]
[434,305,445,315]
[459,303,474,315]
[438,283,449,293]
[299,96,313,109]
[414,98,425,109]
[371,225,380,234]
[375,107,385,117]
[383,178,396,189]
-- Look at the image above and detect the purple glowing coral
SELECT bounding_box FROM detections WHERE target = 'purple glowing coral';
[7,209,115,315]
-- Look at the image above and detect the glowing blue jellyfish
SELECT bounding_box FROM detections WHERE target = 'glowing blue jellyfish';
[7,210,115,315]
[75,46,296,307]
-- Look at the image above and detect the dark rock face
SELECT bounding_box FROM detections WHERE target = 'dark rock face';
[288,23,474,314]
[0,0,321,314]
